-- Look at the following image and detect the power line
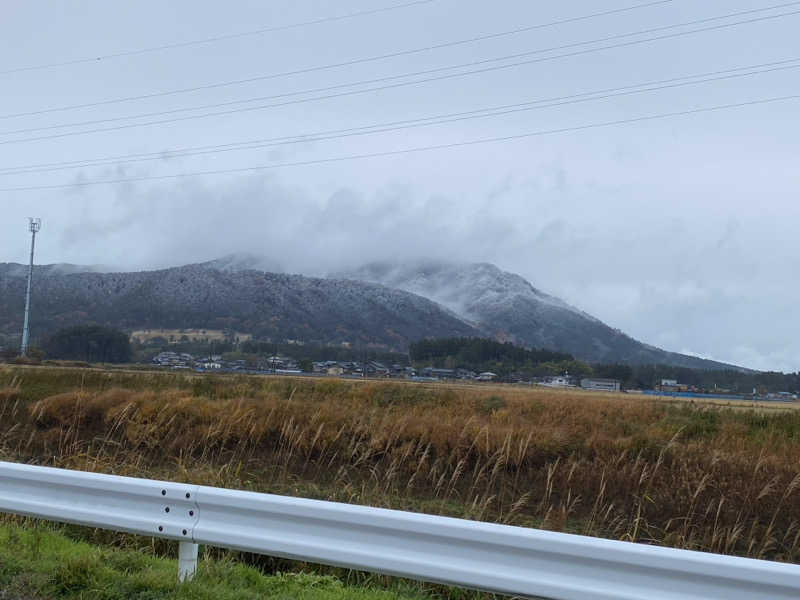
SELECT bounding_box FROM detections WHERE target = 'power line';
[2,57,799,176]
[3,5,799,144]
[7,0,800,119]
[0,0,437,76]
[0,0,676,119]
[2,94,797,192]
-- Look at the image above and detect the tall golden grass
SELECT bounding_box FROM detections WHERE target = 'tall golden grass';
[2,366,800,563]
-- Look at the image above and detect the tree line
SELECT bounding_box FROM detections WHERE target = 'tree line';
[42,325,132,363]
[409,337,582,378]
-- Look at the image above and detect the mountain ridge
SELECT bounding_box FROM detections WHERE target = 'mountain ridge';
[0,262,479,350]
[338,260,743,370]
[0,257,745,370]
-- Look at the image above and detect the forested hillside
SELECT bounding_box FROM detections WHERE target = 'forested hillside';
[0,263,479,350]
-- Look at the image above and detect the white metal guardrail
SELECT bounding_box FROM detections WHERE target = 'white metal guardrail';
[1,461,800,599]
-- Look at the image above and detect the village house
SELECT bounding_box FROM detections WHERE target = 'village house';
[580,378,621,392]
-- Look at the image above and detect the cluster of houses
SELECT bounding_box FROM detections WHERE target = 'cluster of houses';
[536,375,621,392]
[311,361,497,381]
[147,353,626,390]
[149,352,501,381]
[142,356,799,399]
[651,378,799,401]
[151,351,300,373]
[151,352,198,369]
[656,378,691,392]
[146,353,611,389]
[312,360,397,377]
[415,367,498,382]
[545,376,797,399]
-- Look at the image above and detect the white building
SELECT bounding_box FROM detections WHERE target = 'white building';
[541,375,573,388]
[581,378,621,392]
[197,361,222,370]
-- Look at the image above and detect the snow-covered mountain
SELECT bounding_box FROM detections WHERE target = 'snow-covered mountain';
[0,256,741,368]
[199,254,284,274]
[339,260,738,369]
[0,262,478,349]
[0,262,107,278]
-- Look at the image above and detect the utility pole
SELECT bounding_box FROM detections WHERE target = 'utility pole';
[20,218,42,357]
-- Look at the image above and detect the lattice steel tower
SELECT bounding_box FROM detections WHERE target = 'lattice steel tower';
[20,218,41,357]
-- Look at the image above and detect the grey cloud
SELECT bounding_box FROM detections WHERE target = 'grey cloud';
[1,0,798,371]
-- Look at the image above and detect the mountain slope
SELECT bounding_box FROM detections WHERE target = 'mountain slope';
[1,258,744,369]
[0,263,479,350]
[200,254,284,274]
[339,261,740,369]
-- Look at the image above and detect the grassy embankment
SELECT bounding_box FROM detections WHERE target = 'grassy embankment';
[1,365,800,596]
[0,520,430,600]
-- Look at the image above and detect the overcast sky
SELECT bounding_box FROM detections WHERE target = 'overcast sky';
[1,0,799,371]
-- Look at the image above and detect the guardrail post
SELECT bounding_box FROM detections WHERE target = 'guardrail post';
[178,541,198,582]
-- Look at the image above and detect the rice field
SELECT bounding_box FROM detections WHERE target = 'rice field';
[2,364,800,576]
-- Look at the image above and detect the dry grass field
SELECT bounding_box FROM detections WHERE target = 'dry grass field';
[2,364,800,570]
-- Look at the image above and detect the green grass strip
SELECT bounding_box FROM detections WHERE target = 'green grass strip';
[0,522,433,600]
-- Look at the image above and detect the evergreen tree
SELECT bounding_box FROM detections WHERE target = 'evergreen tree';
[44,326,132,363]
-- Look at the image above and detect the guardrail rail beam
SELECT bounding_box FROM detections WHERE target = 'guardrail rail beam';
[2,461,800,599]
